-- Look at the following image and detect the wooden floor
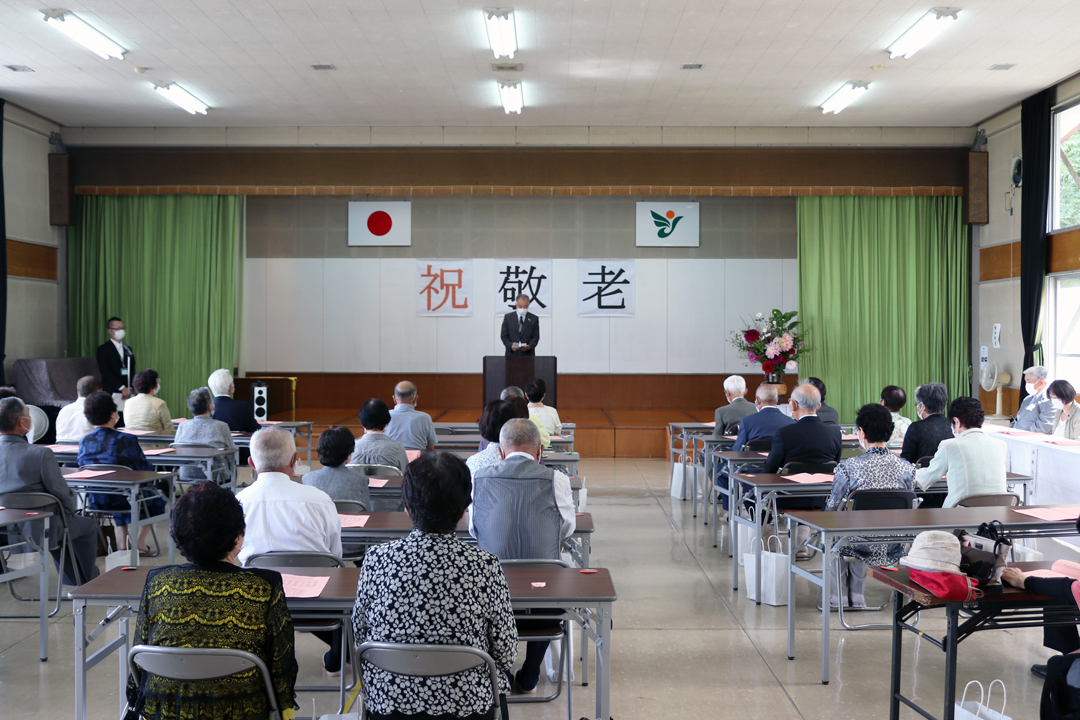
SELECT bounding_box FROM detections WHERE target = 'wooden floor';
[269,406,717,458]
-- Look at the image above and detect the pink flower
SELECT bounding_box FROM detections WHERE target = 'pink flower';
[778,333,794,351]
[765,341,781,359]
[748,352,759,363]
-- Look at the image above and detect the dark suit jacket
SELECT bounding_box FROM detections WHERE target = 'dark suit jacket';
[817,402,840,426]
[500,311,540,356]
[213,395,261,433]
[95,341,134,395]
[763,415,842,474]
[713,397,757,435]
[899,413,954,465]
[733,407,795,451]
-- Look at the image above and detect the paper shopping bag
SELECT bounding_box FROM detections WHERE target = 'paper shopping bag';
[977,679,1010,720]
[955,681,985,720]
[743,536,789,606]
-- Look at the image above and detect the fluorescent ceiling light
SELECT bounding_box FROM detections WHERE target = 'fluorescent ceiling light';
[887,8,960,60]
[43,11,125,60]
[820,82,869,115]
[154,83,209,115]
[498,80,523,114]
[484,8,517,59]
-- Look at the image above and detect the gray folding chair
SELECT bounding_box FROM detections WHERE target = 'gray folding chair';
[956,492,1021,507]
[347,464,403,478]
[171,442,236,486]
[244,551,355,711]
[0,491,80,617]
[501,559,573,718]
[356,642,505,720]
[434,427,455,436]
[126,645,281,720]
[333,499,369,514]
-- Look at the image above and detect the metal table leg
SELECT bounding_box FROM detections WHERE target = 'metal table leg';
[74,600,87,720]
[787,522,797,659]
[821,531,831,685]
[38,516,49,661]
[889,590,902,720]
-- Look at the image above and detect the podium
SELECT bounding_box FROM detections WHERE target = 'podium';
[483,356,557,407]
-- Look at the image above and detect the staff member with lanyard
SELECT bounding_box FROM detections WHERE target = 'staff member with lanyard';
[96,317,135,423]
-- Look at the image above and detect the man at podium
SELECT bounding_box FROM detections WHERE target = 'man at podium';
[500,294,540,357]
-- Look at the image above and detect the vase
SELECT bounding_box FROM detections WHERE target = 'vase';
[764,372,784,384]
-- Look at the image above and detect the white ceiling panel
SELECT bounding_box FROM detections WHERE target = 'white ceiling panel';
[2,0,1080,131]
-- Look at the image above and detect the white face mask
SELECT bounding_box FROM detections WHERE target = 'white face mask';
[112,329,126,341]
[1025,382,1037,395]
[516,308,527,319]
[154,383,161,395]
[1052,398,1065,411]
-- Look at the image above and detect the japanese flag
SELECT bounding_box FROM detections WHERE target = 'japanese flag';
[348,202,412,246]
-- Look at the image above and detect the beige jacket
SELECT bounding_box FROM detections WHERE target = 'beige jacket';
[122,393,174,434]
[1051,404,1080,440]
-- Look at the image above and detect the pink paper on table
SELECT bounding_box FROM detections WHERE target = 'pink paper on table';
[703,422,716,427]
[122,429,154,436]
[281,574,330,598]
[994,428,1041,436]
[1028,569,1070,579]
[531,582,546,588]
[841,433,858,440]
[231,432,244,436]
[46,445,79,452]
[368,478,389,488]
[550,435,566,440]
[784,473,834,484]
[1013,506,1080,521]
[338,514,370,528]
[65,469,115,479]
[1047,438,1080,446]
[143,448,176,456]
[172,418,187,423]
[723,435,737,439]
[258,420,283,425]
[406,450,421,462]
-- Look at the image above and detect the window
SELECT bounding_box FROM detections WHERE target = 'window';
[1053,103,1080,230]
[1048,275,1080,384]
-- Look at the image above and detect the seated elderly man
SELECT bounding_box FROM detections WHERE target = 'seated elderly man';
[172,388,236,484]
[237,427,344,673]
[715,384,795,512]
[1013,365,1055,433]
[384,381,437,452]
[899,383,953,466]
[0,397,99,584]
[352,398,410,472]
[714,375,757,435]
[208,368,260,433]
[471,418,575,694]
[56,375,100,442]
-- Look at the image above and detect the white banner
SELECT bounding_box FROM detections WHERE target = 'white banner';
[416,260,473,316]
[494,259,553,317]
[577,260,635,316]
[348,201,412,246]
[635,202,700,247]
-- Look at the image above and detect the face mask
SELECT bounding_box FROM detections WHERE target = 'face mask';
[516,308,527,319]
[1052,398,1065,411]
[112,329,126,341]
[858,437,867,451]
[154,383,161,395]
[1025,382,1037,395]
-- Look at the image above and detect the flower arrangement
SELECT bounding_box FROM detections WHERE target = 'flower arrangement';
[729,309,808,379]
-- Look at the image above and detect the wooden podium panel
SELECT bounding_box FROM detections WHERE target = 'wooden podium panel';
[482,356,557,408]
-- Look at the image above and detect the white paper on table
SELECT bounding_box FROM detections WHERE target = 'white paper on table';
[339,514,370,528]
[368,478,389,488]
[281,574,330,598]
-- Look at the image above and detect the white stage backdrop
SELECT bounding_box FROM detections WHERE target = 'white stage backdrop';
[241,258,798,374]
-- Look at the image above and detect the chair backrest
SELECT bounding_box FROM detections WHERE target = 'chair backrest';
[81,463,131,472]
[348,464,404,478]
[128,646,280,720]
[915,456,934,469]
[955,492,1021,508]
[842,489,919,512]
[724,421,740,435]
[0,492,66,532]
[334,499,368,514]
[745,439,772,452]
[356,642,499,713]
[434,427,454,436]
[244,552,343,568]
[779,461,836,475]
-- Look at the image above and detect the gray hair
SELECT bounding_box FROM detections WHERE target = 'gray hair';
[500,386,525,401]
[394,381,417,402]
[250,427,296,472]
[791,384,822,411]
[724,375,747,395]
[187,387,214,416]
[0,397,26,432]
[516,293,530,304]
[499,418,541,453]
[914,383,949,415]
[755,384,779,405]
[207,369,233,396]
[1024,366,1048,382]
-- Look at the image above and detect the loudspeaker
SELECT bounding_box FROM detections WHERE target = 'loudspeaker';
[251,382,269,421]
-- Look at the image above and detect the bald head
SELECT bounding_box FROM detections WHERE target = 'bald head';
[499,418,542,456]
[394,381,418,405]
[790,384,822,416]
[755,384,779,406]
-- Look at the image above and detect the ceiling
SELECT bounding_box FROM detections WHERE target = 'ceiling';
[1,0,1079,130]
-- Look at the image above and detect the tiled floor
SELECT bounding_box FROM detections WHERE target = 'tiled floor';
[0,459,1051,719]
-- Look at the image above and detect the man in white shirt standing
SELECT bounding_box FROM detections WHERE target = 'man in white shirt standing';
[236,426,344,672]
[55,376,100,441]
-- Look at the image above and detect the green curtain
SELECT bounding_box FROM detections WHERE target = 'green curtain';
[68,195,239,416]
[797,196,970,425]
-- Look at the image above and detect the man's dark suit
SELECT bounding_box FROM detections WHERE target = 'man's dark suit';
[733,406,795,451]
[816,402,840,426]
[213,395,261,433]
[763,415,843,474]
[500,311,540,356]
[95,340,134,394]
[899,413,953,465]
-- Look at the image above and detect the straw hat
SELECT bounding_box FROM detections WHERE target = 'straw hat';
[898,530,963,574]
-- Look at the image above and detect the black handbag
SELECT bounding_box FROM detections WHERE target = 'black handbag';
[954,524,1012,591]
[1042,653,1080,720]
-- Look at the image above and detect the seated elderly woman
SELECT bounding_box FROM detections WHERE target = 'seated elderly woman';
[79,391,165,554]
[351,398,410,472]
[466,399,515,477]
[1048,379,1080,440]
[173,387,237,484]
[122,368,174,434]
[304,426,370,511]
[125,480,298,720]
[915,396,1007,507]
[825,403,916,608]
[353,452,517,720]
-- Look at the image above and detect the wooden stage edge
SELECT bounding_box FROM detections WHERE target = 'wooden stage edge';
[266,406,715,459]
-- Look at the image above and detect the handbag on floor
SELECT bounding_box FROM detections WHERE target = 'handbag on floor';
[743,535,789,606]
[737,507,777,566]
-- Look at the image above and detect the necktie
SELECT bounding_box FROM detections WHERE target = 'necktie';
[519,316,525,333]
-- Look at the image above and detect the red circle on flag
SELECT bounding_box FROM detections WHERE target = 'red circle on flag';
[367,211,393,236]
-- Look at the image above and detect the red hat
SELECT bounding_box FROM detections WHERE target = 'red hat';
[908,568,983,602]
